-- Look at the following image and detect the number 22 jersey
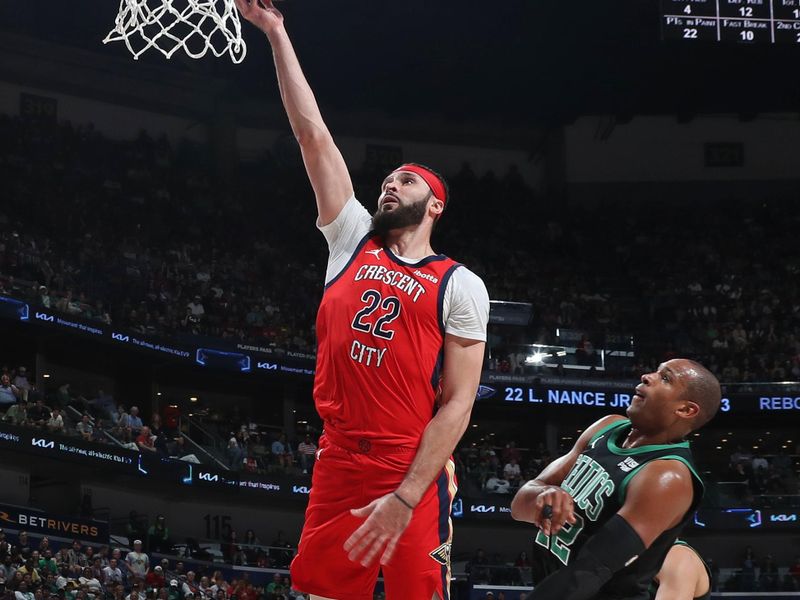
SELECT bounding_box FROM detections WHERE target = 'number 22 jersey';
[314,196,489,448]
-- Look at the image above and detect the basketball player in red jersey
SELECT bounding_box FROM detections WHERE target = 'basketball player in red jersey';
[235,2,490,599]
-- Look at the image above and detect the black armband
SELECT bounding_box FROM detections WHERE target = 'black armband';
[530,514,646,600]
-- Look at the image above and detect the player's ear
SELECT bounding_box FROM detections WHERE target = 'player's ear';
[429,197,444,218]
[677,400,700,420]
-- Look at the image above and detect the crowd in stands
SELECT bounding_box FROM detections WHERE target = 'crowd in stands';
[724,444,800,502]
[1,115,799,382]
[455,440,551,497]
[0,363,317,476]
[0,364,184,458]
[4,360,800,503]
[0,530,305,600]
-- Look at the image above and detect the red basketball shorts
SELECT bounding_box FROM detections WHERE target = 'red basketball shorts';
[290,433,457,600]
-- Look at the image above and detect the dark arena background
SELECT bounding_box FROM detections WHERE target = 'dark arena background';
[0,0,799,599]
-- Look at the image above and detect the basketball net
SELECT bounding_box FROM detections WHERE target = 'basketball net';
[103,0,247,63]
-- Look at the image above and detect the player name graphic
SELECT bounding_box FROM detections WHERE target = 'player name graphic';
[353,265,427,302]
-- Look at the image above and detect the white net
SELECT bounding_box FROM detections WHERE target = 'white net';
[103,0,247,64]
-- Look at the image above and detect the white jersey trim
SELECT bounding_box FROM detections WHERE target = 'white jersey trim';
[318,196,489,342]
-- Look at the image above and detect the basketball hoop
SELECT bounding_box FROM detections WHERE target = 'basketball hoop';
[103,0,247,64]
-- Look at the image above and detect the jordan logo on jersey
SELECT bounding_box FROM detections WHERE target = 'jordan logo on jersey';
[617,457,639,473]
[365,248,383,259]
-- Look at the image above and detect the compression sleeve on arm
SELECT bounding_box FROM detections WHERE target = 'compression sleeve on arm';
[529,514,646,600]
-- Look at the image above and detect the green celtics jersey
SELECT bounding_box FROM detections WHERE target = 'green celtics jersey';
[531,419,704,600]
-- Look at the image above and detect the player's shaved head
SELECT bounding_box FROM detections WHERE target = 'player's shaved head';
[679,359,721,429]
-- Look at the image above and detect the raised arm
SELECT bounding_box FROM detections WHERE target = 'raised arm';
[235,0,354,225]
[510,414,624,535]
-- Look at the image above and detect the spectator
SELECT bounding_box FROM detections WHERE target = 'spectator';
[14,581,34,600]
[37,552,57,578]
[26,399,50,429]
[124,541,148,581]
[18,531,32,557]
[126,514,147,547]
[146,517,170,554]
[75,415,93,442]
[144,566,165,590]
[187,297,205,318]
[503,458,521,487]
[16,559,40,585]
[45,409,64,434]
[502,441,521,464]
[485,472,511,494]
[102,559,123,586]
[181,572,198,597]
[226,437,245,470]
[89,390,116,422]
[0,375,20,407]
[3,400,27,426]
[271,433,293,471]
[752,454,769,473]
[78,567,101,593]
[12,368,31,403]
[265,574,282,597]
[467,548,490,584]
[296,435,317,474]
[136,427,157,453]
[128,407,143,437]
[167,581,180,600]
[269,532,293,569]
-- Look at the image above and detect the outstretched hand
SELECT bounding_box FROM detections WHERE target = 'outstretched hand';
[343,493,413,567]
[234,0,284,34]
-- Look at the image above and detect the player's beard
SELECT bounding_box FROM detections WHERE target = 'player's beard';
[372,195,430,236]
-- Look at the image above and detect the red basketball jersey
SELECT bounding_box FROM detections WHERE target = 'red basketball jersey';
[314,234,462,448]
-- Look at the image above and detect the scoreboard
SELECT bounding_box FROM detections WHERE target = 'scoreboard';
[662,0,800,43]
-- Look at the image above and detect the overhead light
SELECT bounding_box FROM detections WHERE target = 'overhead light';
[189,397,198,402]
[526,352,547,365]
[752,445,758,449]
[471,424,478,428]
[43,374,51,379]
[721,439,728,443]
[157,392,162,396]
[716,446,722,450]
[169,405,177,409]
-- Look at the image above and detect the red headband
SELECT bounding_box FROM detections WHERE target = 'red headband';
[392,164,447,206]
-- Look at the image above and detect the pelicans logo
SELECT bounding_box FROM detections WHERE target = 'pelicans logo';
[429,542,451,567]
